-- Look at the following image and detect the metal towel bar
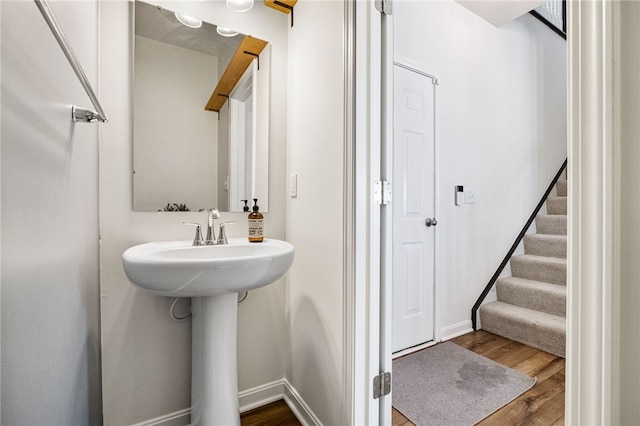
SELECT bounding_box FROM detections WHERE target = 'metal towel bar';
[34,0,108,123]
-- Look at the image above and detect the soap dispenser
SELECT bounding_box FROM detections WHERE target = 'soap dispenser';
[248,198,264,243]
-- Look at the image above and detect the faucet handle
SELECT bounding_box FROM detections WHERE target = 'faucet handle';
[182,222,204,246]
[217,221,236,245]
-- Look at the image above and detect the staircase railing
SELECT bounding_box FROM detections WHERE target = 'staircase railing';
[471,158,568,330]
[530,0,566,40]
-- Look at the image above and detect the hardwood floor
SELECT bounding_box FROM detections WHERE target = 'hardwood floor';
[241,400,302,426]
[393,330,565,426]
[241,331,564,425]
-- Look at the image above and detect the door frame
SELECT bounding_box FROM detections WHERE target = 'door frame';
[228,64,254,212]
[345,1,389,424]
[566,0,621,423]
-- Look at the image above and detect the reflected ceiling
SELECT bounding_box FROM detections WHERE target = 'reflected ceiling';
[135,1,242,57]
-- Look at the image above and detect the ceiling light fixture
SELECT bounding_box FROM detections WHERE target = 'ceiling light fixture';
[216,26,239,37]
[226,0,254,13]
[174,12,202,28]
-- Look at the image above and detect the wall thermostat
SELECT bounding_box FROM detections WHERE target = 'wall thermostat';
[455,185,464,206]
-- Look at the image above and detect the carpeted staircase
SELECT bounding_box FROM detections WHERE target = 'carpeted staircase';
[479,179,567,358]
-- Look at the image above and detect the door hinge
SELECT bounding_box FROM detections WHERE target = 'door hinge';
[374,180,392,205]
[375,0,392,15]
[373,371,391,399]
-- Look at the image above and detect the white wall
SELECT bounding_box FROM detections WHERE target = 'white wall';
[99,1,289,423]
[394,0,567,337]
[614,2,639,422]
[286,2,346,424]
[1,1,102,423]
[133,35,219,212]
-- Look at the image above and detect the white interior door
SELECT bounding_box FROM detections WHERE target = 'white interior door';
[228,64,254,211]
[392,64,436,353]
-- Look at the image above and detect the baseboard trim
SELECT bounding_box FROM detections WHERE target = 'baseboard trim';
[239,379,321,425]
[239,379,322,426]
[238,379,286,412]
[282,380,323,426]
[440,320,473,341]
[132,379,321,426]
[132,408,191,426]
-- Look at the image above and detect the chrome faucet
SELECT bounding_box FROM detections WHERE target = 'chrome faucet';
[205,208,220,245]
[183,210,227,246]
[217,221,236,245]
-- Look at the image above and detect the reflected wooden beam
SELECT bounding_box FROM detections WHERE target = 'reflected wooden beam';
[264,0,297,14]
[204,35,268,112]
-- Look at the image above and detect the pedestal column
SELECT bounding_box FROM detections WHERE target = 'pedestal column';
[191,293,240,425]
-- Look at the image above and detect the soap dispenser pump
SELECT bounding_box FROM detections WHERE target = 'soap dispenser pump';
[248,198,264,243]
[241,199,250,212]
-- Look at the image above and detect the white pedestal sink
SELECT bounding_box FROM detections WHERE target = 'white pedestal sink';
[122,238,295,425]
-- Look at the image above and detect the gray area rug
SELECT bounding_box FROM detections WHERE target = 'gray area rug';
[393,342,536,425]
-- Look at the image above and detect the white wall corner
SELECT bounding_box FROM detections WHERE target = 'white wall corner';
[342,1,357,424]
[283,380,323,426]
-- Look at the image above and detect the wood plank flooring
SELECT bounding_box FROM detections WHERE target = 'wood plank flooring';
[241,331,564,425]
[241,399,301,426]
[393,330,565,426]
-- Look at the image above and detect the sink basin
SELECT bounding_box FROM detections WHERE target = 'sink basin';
[122,238,295,297]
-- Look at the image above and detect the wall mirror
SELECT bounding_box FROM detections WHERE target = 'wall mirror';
[133,0,270,212]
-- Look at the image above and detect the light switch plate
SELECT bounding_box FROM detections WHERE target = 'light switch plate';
[290,174,298,198]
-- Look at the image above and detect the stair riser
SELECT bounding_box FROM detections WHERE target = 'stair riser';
[547,197,567,215]
[524,235,567,259]
[480,306,566,357]
[497,280,566,317]
[556,180,567,197]
[511,257,566,285]
[536,216,567,235]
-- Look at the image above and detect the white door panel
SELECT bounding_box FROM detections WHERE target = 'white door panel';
[392,65,436,353]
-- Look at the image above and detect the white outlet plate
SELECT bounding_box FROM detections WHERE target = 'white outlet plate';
[464,190,476,204]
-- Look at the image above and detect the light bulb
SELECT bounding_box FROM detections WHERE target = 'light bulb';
[217,26,239,37]
[174,12,202,28]
[226,0,254,13]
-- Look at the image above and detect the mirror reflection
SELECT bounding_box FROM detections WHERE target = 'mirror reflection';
[133,1,270,212]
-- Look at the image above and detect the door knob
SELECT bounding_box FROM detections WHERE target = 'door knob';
[425,217,437,227]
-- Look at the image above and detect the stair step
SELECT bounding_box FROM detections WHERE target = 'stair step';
[556,180,567,197]
[535,215,567,235]
[511,254,566,285]
[547,196,567,215]
[524,234,567,258]
[479,301,566,357]
[496,277,566,317]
